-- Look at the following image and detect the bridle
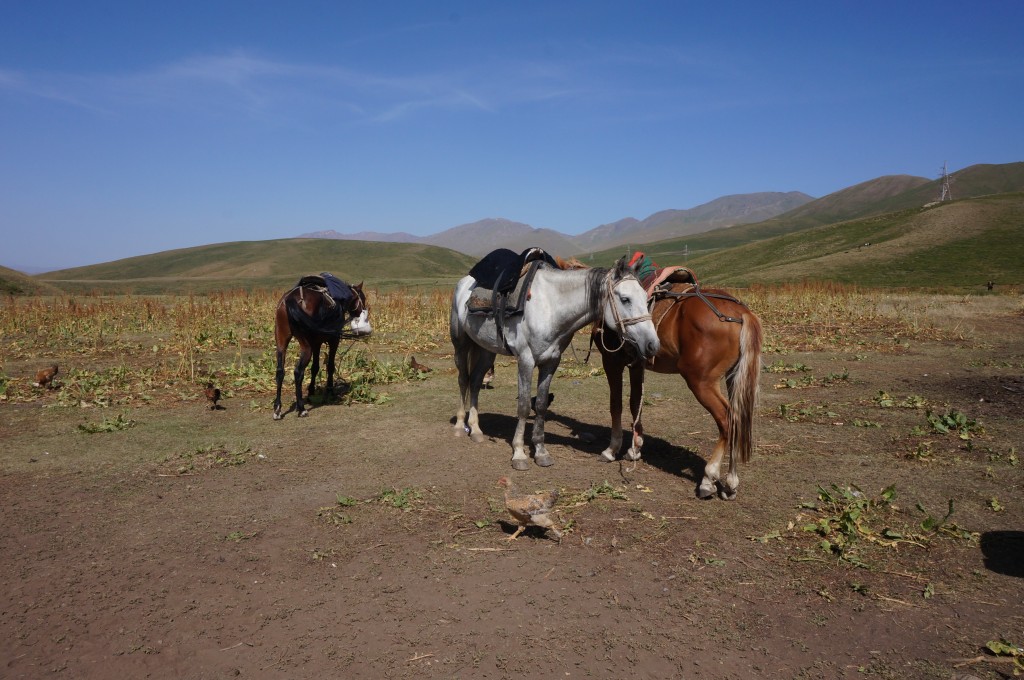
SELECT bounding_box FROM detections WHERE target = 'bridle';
[596,270,652,354]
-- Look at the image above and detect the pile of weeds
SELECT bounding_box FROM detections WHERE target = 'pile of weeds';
[158,442,261,475]
[317,488,425,526]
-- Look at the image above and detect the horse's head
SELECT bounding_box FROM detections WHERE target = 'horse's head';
[603,257,660,360]
[348,282,373,337]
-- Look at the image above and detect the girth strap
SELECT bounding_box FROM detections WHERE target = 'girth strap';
[655,285,745,324]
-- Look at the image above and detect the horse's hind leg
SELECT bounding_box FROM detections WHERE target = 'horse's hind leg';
[466,348,493,444]
[273,345,288,420]
[685,371,733,499]
[453,340,486,442]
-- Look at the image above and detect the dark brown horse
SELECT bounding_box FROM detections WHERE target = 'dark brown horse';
[596,280,762,500]
[273,275,371,419]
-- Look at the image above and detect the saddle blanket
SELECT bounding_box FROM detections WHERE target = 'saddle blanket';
[468,247,558,292]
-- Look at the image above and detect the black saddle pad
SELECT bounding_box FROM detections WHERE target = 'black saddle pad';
[468,247,557,293]
[319,272,354,308]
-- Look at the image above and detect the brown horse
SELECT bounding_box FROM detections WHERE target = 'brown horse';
[273,275,371,420]
[596,281,762,500]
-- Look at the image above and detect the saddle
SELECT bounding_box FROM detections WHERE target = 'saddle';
[645,266,699,297]
[626,252,740,324]
[627,251,698,295]
[466,247,557,354]
[294,272,354,310]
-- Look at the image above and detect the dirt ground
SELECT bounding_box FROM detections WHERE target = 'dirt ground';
[2,296,1023,679]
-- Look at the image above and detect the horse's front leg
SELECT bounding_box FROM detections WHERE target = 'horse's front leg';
[531,361,558,467]
[511,357,535,470]
[324,339,339,395]
[293,343,313,417]
[624,361,646,461]
[273,347,287,420]
[307,342,322,397]
[600,350,626,461]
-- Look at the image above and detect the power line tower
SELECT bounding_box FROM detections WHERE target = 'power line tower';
[939,161,953,202]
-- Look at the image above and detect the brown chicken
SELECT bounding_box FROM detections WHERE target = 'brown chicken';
[497,476,562,542]
[34,364,58,389]
[410,355,432,373]
[204,381,221,410]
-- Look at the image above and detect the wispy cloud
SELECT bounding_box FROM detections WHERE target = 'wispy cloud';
[0,52,500,123]
[0,44,728,125]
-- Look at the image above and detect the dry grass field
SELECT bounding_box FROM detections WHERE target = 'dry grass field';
[1,285,1022,679]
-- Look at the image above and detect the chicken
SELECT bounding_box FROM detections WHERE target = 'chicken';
[410,355,432,373]
[497,476,562,542]
[34,364,58,389]
[482,366,494,388]
[204,381,221,410]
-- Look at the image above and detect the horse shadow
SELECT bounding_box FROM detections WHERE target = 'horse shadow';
[980,531,1024,578]
[275,382,352,417]
[458,409,707,487]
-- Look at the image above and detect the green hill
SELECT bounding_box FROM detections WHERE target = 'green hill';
[603,194,1024,289]
[38,239,479,294]
[0,264,65,296]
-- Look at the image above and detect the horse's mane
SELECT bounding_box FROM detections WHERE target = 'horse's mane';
[555,256,589,270]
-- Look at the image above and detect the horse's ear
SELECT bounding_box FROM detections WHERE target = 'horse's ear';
[353,281,363,291]
[614,256,630,278]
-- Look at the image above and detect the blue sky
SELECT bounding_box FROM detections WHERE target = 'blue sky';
[2,2,1022,271]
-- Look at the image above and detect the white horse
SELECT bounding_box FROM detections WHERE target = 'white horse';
[450,257,661,470]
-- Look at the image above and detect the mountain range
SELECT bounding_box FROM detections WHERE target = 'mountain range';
[9,160,1022,294]
[299,191,815,257]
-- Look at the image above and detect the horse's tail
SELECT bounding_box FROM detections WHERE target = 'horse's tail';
[285,294,344,338]
[728,309,763,464]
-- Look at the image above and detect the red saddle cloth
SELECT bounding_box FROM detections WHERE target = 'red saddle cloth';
[628,252,698,296]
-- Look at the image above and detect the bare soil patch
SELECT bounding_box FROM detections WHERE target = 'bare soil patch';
[2,293,1023,679]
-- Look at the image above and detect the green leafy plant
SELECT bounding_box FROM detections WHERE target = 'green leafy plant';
[925,409,984,439]
[985,639,1024,674]
[874,390,927,409]
[376,487,422,510]
[77,412,137,433]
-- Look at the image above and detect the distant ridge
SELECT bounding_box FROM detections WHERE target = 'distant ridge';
[302,191,813,257]
[299,229,421,243]
[583,161,1024,289]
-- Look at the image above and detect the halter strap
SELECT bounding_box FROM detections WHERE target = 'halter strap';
[597,270,652,354]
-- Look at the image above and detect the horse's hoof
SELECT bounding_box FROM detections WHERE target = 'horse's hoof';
[697,479,717,499]
[511,458,530,471]
[454,426,466,438]
[470,432,486,444]
[718,488,738,501]
[534,453,554,467]
[273,413,283,421]
[624,447,642,462]
[298,409,309,418]
[599,449,616,462]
